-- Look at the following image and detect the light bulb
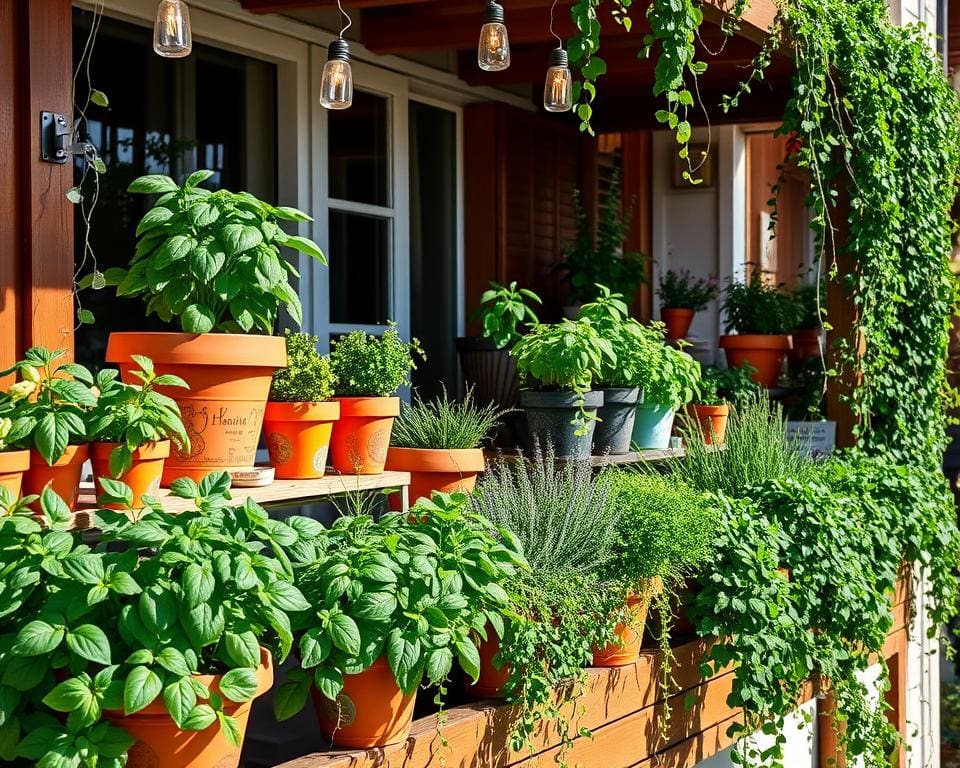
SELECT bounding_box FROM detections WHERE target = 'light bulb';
[544,49,573,113]
[321,40,353,110]
[478,1,510,72]
[153,0,192,58]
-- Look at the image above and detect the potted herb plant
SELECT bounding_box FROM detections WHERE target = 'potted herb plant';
[275,492,523,748]
[683,364,760,446]
[263,331,340,479]
[656,268,718,340]
[787,282,824,362]
[0,412,30,499]
[0,347,96,509]
[384,387,503,506]
[101,170,326,482]
[329,325,423,474]
[510,318,613,458]
[86,355,191,505]
[719,273,799,387]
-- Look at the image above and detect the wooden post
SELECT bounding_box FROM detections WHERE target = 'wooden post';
[622,131,654,322]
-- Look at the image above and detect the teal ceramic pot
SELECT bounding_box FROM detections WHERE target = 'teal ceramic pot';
[632,401,676,450]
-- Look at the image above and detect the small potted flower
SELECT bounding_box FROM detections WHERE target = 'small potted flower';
[719,273,800,388]
[656,269,718,340]
[263,331,340,479]
[329,324,423,474]
[510,318,613,458]
[684,364,760,446]
[86,355,191,506]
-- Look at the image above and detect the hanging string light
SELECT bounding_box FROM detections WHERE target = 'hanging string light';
[478,1,511,72]
[543,0,572,112]
[153,0,192,58]
[321,0,354,110]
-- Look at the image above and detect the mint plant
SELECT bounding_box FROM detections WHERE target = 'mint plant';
[474,281,542,349]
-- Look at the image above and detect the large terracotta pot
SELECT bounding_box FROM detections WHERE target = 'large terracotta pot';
[592,592,653,667]
[329,397,400,475]
[0,449,30,499]
[685,403,730,446]
[661,308,695,340]
[719,334,792,388]
[24,445,89,511]
[107,649,273,768]
[313,655,416,748]
[469,633,510,699]
[91,441,170,509]
[263,401,340,479]
[384,446,485,509]
[106,333,287,485]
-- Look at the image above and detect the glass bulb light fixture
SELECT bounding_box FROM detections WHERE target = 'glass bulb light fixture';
[544,49,573,113]
[321,39,354,110]
[153,0,192,58]
[478,1,510,72]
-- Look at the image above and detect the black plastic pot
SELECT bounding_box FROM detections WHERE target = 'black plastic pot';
[593,387,640,455]
[519,390,603,459]
[456,337,526,448]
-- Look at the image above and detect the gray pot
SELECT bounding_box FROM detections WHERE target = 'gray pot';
[593,387,641,455]
[520,390,604,459]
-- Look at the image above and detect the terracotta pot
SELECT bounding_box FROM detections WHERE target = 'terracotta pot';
[685,403,730,446]
[591,581,662,667]
[329,397,400,475]
[0,449,30,499]
[263,401,341,479]
[661,308,696,340]
[719,334,792,388]
[106,333,287,485]
[91,441,170,509]
[107,648,273,768]
[384,447,485,510]
[469,633,510,699]
[313,655,416,748]
[23,445,89,511]
[788,328,822,363]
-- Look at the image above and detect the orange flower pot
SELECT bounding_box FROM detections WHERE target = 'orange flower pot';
[469,633,510,699]
[685,403,730,446]
[313,655,416,748]
[23,445,89,511]
[384,447,486,510]
[263,401,341,479]
[107,649,273,768]
[0,449,30,499]
[591,594,653,667]
[329,397,400,475]
[788,328,822,363]
[106,332,287,485]
[661,308,696,340]
[719,334,793,388]
[91,440,170,509]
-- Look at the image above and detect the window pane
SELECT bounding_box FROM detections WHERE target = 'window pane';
[328,91,389,207]
[329,211,391,325]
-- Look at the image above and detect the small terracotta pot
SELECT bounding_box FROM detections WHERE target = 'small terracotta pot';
[591,580,662,667]
[329,397,400,475]
[469,633,510,699]
[788,328,822,363]
[106,332,287,485]
[23,445,89,511]
[263,401,341,479]
[661,308,696,340]
[0,449,30,499]
[685,403,730,446]
[107,648,273,768]
[313,655,416,748]
[719,334,793,388]
[91,441,170,509]
[384,447,486,510]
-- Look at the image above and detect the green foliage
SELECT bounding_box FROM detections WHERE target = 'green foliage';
[270,331,335,403]
[276,492,525,719]
[330,325,424,398]
[789,283,823,331]
[722,274,800,336]
[640,338,701,410]
[657,269,718,311]
[391,387,506,450]
[694,365,762,406]
[85,356,190,477]
[672,396,814,497]
[0,347,97,466]
[474,281,542,349]
[106,171,324,334]
[0,476,321,767]
[558,171,648,305]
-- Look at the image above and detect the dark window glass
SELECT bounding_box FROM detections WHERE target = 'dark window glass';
[328,91,389,206]
[329,211,391,325]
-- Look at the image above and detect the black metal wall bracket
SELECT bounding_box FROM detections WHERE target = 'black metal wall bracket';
[40,111,70,164]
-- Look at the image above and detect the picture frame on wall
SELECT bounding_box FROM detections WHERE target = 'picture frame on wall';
[673,143,715,188]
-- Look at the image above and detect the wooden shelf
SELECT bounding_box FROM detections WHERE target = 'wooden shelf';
[69,471,411,530]
[485,448,685,467]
